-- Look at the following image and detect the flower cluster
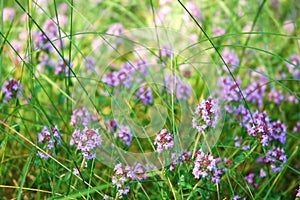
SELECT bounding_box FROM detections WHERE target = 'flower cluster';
[102,59,149,88]
[286,54,300,79]
[247,111,273,146]
[232,195,246,200]
[217,76,242,103]
[106,23,124,45]
[135,86,153,105]
[114,125,133,146]
[235,105,251,127]
[221,48,240,73]
[105,119,118,132]
[244,173,258,188]
[3,7,16,22]
[1,78,23,103]
[243,70,268,107]
[234,136,250,150]
[70,107,92,127]
[37,126,61,159]
[112,163,130,195]
[84,56,96,73]
[36,18,67,51]
[55,58,73,76]
[296,185,300,198]
[293,122,300,133]
[164,74,192,100]
[183,2,202,23]
[268,88,284,105]
[70,128,102,160]
[262,147,287,172]
[159,44,172,58]
[72,162,87,175]
[192,149,220,182]
[169,150,192,171]
[270,120,286,144]
[213,26,226,37]
[192,97,219,132]
[154,129,174,153]
[112,162,148,195]
[102,71,124,87]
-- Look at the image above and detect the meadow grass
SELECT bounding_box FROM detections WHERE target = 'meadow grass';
[0,0,300,199]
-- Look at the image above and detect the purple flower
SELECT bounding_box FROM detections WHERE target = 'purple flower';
[192,150,217,180]
[212,169,223,183]
[246,111,273,146]
[106,23,124,45]
[164,74,177,94]
[296,185,300,198]
[176,81,192,100]
[34,32,52,51]
[234,136,242,147]
[37,53,54,73]
[260,168,266,178]
[268,89,284,105]
[112,162,148,196]
[58,3,68,14]
[125,162,147,181]
[235,105,251,127]
[105,119,118,132]
[217,76,242,103]
[270,120,286,144]
[3,7,16,22]
[159,44,172,58]
[221,48,240,73]
[159,0,172,5]
[179,64,193,78]
[70,128,102,160]
[285,94,299,104]
[286,54,300,79]
[112,163,130,195]
[38,126,61,150]
[70,107,91,127]
[132,59,149,78]
[232,195,241,200]
[192,97,219,132]
[55,58,73,76]
[242,144,251,150]
[293,122,300,133]
[183,2,202,23]
[73,168,79,175]
[264,147,287,172]
[72,162,87,175]
[163,74,192,100]
[169,150,192,171]
[37,126,61,159]
[241,68,268,106]
[102,71,122,87]
[1,78,23,103]
[43,19,59,39]
[37,151,50,160]
[154,129,174,153]
[283,20,295,34]
[55,14,68,27]
[244,173,257,187]
[213,26,226,37]
[135,86,153,105]
[84,56,96,73]
[114,125,133,146]
[244,81,266,107]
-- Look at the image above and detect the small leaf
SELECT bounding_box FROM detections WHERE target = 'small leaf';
[234,154,246,164]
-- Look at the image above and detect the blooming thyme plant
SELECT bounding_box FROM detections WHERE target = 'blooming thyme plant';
[1,0,300,199]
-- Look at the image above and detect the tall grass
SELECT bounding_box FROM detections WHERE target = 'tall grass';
[0,0,300,199]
